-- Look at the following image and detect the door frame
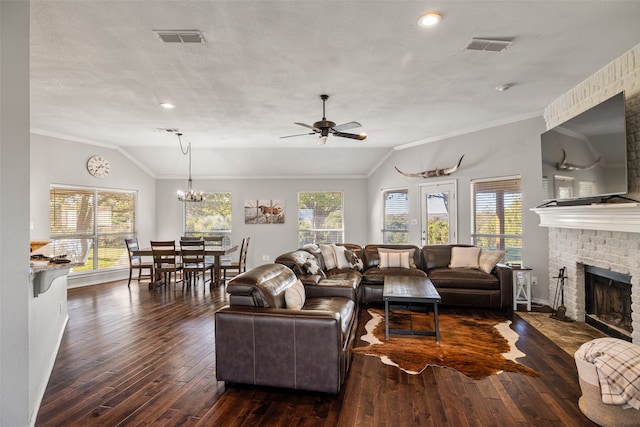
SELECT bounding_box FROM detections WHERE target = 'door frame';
[419,180,458,245]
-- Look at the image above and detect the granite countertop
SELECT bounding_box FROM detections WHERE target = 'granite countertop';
[29,241,89,274]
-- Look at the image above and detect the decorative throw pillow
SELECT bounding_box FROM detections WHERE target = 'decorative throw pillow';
[319,244,337,270]
[331,244,352,269]
[285,279,306,310]
[478,250,505,273]
[302,257,323,275]
[377,248,415,269]
[344,249,364,271]
[449,246,481,269]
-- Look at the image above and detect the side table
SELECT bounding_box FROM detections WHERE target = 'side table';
[511,265,532,311]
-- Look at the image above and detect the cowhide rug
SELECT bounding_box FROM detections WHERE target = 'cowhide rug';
[352,308,538,379]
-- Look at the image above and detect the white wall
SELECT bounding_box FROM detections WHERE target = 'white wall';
[1,2,31,425]
[155,178,369,270]
[367,116,552,304]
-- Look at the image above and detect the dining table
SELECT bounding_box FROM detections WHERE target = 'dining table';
[132,244,238,288]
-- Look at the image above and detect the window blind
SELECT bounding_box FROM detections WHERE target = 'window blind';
[382,188,409,243]
[298,191,344,246]
[470,177,522,262]
[184,192,232,244]
[50,186,136,272]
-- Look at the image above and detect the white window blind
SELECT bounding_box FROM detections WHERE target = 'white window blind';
[298,192,344,246]
[184,192,232,244]
[470,177,522,263]
[50,186,137,272]
[382,188,409,243]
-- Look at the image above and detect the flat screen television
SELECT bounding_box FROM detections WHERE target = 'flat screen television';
[541,91,627,203]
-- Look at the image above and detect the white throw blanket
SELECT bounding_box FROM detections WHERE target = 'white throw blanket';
[576,337,640,410]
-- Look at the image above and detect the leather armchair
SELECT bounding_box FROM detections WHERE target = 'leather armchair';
[215,263,357,393]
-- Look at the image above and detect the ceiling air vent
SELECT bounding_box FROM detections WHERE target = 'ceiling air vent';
[153,30,205,44]
[465,38,512,52]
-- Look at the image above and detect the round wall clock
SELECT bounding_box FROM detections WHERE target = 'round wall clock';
[87,155,111,178]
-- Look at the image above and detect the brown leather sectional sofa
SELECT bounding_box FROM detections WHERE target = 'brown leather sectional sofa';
[275,243,513,309]
[215,263,357,393]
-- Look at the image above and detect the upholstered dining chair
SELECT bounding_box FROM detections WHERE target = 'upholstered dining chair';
[125,238,153,287]
[150,240,183,288]
[220,237,250,283]
[180,239,214,288]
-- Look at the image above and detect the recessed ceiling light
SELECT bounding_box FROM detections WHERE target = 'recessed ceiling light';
[418,12,442,27]
[160,102,176,109]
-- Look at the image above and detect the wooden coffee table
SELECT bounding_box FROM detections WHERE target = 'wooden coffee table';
[383,276,441,342]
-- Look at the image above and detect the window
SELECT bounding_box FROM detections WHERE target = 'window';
[298,192,344,246]
[470,177,522,263]
[382,188,409,243]
[183,192,232,244]
[50,186,137,272]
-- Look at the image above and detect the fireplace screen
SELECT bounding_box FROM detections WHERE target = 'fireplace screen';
[584,265,632,336]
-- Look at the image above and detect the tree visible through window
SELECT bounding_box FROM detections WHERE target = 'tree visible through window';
[382,189,409,243]
[49,186,136,272]
[470,177,522,263]
[184,192,232,243]
[298,192,344,246]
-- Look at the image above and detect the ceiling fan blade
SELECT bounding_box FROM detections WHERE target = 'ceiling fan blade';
[333,131,367,140]
[332,121,362,132]
[280,132,316,139]
[294,122,319,131]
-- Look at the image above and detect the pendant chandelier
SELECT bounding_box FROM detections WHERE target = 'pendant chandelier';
[176,133,204,202]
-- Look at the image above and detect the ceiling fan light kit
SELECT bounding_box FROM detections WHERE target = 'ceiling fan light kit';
[281,94,366,144]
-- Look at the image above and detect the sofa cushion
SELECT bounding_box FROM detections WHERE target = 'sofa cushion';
[449,246,481,269]
[319,244,338,270]
[479,250,505,273]
[285,279,306,310]
[363,244,422,270]
[363,266,428,284]
[428,268,499,290]
[304,297,355,339]
[377,248,416,269]
[302,257,324,276]
[344,249,364,271]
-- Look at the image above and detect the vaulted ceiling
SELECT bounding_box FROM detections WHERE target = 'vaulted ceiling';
[30,1,640,178]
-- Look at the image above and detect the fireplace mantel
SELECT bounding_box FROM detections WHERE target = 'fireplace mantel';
[531,203,640,233]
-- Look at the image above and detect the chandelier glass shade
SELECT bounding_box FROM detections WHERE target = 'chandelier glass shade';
[176,133,204,202]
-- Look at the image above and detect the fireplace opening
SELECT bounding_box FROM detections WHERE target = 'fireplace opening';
[584,265,632,342]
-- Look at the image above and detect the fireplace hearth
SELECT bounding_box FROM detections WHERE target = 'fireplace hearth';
[584,265,632,341]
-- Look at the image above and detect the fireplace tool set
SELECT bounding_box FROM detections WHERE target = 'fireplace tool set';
[551,267,572,322]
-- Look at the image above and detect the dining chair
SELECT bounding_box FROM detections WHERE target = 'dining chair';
[220,237,250,283]
[125,238,153,287]
[180,239,214,288]
[150,240,183,288]
[181,235,203,241]
[203,235,224,246]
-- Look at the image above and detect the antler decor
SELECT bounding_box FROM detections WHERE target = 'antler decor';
[556,149,601,171]
[395,155,465,178]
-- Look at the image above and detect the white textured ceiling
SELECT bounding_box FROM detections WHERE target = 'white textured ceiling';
[30,1,640,178]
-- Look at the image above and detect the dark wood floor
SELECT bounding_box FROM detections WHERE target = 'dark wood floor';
[36,278,597,426]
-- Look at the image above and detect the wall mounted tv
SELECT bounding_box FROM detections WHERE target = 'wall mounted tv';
[541,91,627,203]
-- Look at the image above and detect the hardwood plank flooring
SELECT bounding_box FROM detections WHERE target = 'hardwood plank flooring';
[36,279,597,426]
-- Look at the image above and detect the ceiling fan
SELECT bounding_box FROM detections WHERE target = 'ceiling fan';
[281,94,367,145]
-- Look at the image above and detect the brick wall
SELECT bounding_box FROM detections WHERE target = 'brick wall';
[544,43,640,344]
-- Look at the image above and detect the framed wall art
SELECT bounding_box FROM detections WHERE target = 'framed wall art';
[244,199,285,224]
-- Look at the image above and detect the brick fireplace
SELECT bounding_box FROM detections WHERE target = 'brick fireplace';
[533,205,640,344]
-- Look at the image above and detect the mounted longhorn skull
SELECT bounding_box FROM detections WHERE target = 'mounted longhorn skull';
[395,155,465,178]
[556,149,601,171]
